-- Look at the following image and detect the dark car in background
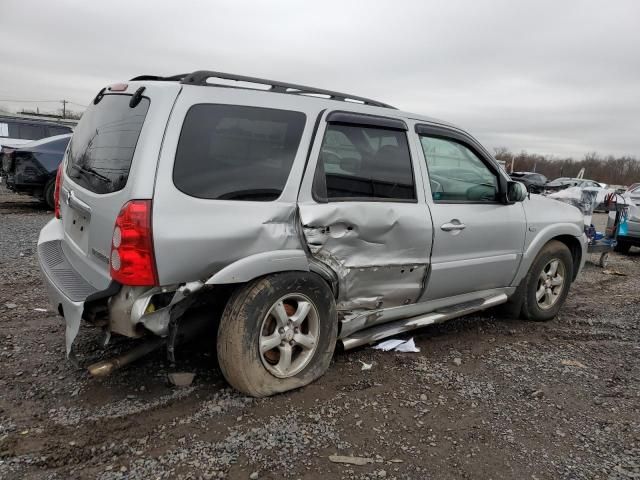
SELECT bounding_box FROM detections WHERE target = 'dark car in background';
[0,115,73,148]
[1,134,71,208]
[509,171,547,193]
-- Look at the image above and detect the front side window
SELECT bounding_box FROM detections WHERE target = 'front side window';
[173,105,306,201]
[315,123,416,201]
[420,136,499,202]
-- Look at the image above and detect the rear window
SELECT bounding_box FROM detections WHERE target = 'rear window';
[18,124,46,140]
[66,94,149,194]
[48,126,72,137]
[173,104,306,201]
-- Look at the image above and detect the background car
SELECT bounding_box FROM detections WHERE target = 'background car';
[0,115,72,148]
[612,184,640,253]
[544,177,602,192]
[509,171,547,192]
[1,134,71,208]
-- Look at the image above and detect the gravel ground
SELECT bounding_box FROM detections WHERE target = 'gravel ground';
[0,186,639,479]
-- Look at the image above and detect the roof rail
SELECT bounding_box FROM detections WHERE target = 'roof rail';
[130,70,395,109]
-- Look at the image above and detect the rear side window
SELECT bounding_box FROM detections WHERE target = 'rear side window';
[315,123,416,201]
[2,122,48,140]
[19,124,46,140]
[66,94,150,194]
[173,105,306,201]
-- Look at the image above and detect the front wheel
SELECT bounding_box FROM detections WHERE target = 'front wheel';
[217,272,337,397]
[519,240,574,321]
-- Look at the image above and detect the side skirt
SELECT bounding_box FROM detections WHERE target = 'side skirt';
[340,293,509,350]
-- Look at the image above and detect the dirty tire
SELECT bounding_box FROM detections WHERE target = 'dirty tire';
[614,241,631,254]
[44,178,56,210]
[217,272,337,397]
[520,240,574,322]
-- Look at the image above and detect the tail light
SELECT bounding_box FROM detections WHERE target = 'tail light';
[109,200,158,286]
[54,164,63,219]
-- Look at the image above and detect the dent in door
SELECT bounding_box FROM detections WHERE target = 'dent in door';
[300,203,429,311]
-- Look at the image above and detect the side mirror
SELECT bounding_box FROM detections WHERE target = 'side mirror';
[506,181,528,203]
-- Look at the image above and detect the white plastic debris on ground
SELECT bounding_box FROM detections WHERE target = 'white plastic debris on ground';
[372,338,420,352]
[359,360,373,370]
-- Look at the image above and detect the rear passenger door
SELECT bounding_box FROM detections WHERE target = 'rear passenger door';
[298,111,433,312]
[415,124,526,301]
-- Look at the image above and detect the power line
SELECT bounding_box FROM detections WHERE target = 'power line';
[0,98,88,107]
[0,98,60,103]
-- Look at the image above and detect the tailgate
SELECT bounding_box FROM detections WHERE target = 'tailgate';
[59,82,181,290]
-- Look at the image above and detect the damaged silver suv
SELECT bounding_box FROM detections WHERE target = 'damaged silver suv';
[38,71,587,396]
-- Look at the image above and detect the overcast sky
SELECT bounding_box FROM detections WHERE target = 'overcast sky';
[1,0,638,158]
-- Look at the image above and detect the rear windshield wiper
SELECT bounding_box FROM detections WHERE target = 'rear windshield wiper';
[70,164,112,184]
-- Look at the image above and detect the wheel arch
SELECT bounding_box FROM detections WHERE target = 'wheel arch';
[513,223,586,287]
[552,234,583,281]
[205,250,310,285]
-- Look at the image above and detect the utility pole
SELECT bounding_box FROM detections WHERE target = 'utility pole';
[61,99,67,118]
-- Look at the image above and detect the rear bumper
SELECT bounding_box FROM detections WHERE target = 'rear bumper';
[37,218,102,355]
[37,218,188,355]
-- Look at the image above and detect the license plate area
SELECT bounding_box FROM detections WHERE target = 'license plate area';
[65,209,90,254]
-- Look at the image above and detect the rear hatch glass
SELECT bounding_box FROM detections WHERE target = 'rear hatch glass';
[66,94,150,194]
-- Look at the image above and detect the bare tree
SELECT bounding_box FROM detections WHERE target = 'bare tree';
[492,149,639,186]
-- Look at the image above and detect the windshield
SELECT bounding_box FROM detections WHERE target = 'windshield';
[66,94,149,194]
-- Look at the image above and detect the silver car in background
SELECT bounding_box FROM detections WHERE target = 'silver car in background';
[612,184,640,253]
[37,71,587,396]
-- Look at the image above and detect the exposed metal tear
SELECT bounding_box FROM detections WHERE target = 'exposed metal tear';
[139,281,204,336]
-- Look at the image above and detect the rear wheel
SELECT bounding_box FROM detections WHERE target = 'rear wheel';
[217,272,337,397]
[44,178,56,210]
[519,240,574,321]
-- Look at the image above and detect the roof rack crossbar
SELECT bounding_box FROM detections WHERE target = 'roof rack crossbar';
[130,70,395,109]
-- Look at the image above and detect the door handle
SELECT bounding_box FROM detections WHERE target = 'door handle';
[441,221,466,232]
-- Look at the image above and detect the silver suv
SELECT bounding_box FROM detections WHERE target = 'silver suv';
[37,71,587,396]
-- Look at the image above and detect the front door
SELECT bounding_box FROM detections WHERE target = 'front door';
[415,128,526,301]
[298,111,433,313]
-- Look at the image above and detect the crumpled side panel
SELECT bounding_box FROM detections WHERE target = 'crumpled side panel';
[299,203,432,311]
